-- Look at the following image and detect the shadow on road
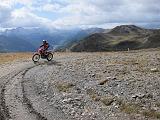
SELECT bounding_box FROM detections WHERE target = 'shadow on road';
[34,60,62,66]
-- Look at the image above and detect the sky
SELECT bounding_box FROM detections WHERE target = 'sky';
[0,0,160,29]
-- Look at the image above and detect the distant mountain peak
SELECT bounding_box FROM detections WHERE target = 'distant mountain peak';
[109,25,146,34]
[113,25,143,29]
[16,27,24,29]
[82,27,105,35]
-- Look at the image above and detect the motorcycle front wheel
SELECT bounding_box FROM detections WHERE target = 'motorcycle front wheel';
[32,53,40,62]
[47,52,53,61]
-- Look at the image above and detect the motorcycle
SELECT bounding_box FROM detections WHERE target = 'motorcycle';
[32,47,53,62]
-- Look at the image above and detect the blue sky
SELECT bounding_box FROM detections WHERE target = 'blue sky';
[0,0,160,29]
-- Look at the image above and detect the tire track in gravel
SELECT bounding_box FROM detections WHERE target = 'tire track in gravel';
[21,61,74,120]
[21,68,48,120]
[0,59,76,120]
[0,69,31,120]
[0,61,55,120]
[0,63,47,120]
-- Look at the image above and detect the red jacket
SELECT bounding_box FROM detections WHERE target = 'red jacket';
[40,43,49,50]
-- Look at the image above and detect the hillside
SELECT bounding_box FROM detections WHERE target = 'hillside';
[0,35,35,52]
[56,28,106,51]
[62,25,160,52]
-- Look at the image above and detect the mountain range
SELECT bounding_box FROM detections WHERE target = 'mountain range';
[61,25,160,52]
[0,27,104,52]
[0,25,160,52]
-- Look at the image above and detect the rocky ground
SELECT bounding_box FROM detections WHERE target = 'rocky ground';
[0,49,160,120]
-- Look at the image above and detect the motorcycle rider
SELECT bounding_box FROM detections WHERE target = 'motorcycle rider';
[40,40,49,55]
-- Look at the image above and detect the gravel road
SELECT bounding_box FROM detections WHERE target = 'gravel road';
[0,50,160,120]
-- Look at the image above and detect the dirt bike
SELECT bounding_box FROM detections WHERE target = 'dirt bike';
[32,47,53,62]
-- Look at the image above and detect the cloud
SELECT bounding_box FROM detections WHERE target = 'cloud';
[0,0,33,27]
[1,0,160,28]
[0,4,12,24]
[42,3,61,12]
[53,0,160,27]
[0,0,33,7]
[14,0,33,6]
[2,8,51,28]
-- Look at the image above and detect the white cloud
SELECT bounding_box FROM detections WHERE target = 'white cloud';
[1,0,160,28]
[42,3,61,12]
[51,14,108,28]
[1,0,33,7]
[3,8,51,28]
[51,0,160,28]
[0,4,12,24]
[15,0,33,5]
[59,2,101,15]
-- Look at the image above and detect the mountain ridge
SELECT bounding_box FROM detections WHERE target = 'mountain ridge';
[62,25,160,52]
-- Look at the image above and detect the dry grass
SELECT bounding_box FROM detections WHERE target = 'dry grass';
[100,96,114,106]
[55,82,75,92]
[120,103,141,114]
[120,102,160,119]
[142,110,160,119]
[86,88,101,101]
[86,88,115,105]
[0,52,32,64]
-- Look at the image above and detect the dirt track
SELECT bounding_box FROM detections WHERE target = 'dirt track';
[0,50,160,120]
[0,54,76,120]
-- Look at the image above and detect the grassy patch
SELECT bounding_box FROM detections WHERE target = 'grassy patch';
[0,53,32,64]
[120,102,160,119]
[86,88,101,101]
[86,88,115,105]
[86,89,160,119]
[120,103,141,114]
[55,82,75,92]
[142,110,160,119]
[100,96,114,106]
